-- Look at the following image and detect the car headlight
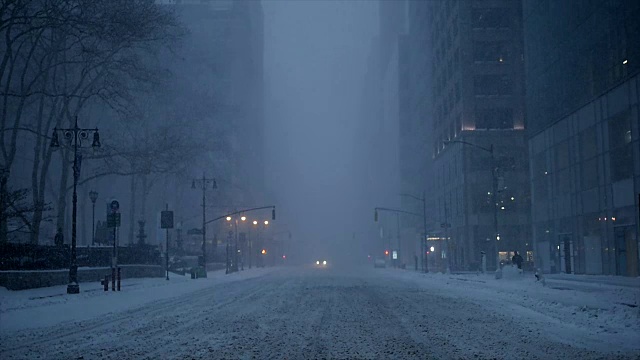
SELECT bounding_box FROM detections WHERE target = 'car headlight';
[323,260,327,265]
[316,261,320,265]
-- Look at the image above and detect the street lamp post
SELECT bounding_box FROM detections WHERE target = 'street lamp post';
[399,192,429,273]
[192,173,216,278]
[89,191,98,246]
[50,116,101,294]
[443,140,499,271]
[225,214,245,272]
[251,220,258,269]
[239,215,246,270]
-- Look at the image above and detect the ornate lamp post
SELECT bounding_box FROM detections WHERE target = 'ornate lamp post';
[89,190,98,246]
[50,116,100,294]
[192,173,216,277]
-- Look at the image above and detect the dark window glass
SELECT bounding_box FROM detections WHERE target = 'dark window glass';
[608,111,633,182]
[474,75,513,95]
[473,41,511,62]
[579,126,597,160]
[471,189,492,213]
[555,140,570,169]
[472,8,511,29]
[532,151,547,179]
[555,168,571,193]
[532,178,548,202]
[582,157,598,190]
[475,108,514,129]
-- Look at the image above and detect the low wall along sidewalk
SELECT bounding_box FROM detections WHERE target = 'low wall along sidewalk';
[0,265,164,290]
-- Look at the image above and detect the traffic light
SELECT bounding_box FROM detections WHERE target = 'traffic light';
[384,250,389,256]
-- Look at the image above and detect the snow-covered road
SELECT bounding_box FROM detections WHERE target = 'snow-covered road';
[1,267,638,359]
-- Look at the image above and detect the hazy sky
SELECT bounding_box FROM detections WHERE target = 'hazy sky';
[263,0,379,260]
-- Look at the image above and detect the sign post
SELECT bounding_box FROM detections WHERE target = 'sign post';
[161,204,174,280]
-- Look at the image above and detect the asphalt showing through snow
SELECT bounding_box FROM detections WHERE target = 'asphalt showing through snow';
[1,267,636,359]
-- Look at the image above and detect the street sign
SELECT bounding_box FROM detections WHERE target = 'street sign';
[107,213,121,228]
[161,211,174,229]
[110,200,120,213]
[392,250,398,260]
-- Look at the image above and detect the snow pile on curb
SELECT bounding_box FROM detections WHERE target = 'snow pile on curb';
[0,267,275,332]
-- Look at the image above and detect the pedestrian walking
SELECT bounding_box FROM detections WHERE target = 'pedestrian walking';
[512,251,523,274]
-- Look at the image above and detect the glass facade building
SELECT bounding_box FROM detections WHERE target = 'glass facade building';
[524,0,640,276]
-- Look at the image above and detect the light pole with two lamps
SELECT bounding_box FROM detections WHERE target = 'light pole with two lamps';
[50,116,101,294]
[250,219,270,268]
[225,214,246,272]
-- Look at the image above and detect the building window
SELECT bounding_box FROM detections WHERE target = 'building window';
[473,41,511,63]
[532,178,548,202]
[555,140,570,170]
[472,8,511,29]
[475,108,514,129]
[471,189,492,213]
[579,126,598,160]
[608,111,633,182]
[581,157,599,190]
[474,75,513,96]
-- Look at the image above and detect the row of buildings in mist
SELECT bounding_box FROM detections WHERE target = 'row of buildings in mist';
[364,0,639,276]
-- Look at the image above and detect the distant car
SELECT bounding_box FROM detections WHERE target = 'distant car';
[374,257,386,268]
[315,260,328,267]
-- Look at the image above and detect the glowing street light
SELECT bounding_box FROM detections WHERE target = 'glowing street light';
[253,220,258,225]
[226,216,232,221]
[264,220,269,225]
[241,215,246,222]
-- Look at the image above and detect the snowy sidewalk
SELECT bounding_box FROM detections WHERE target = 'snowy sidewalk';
[0,267,276,333]
[386,266,640,354]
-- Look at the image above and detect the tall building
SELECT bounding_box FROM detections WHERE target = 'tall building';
[400,0,434,271]
[378,0,411,265]
[524,0,640,276]
[162,0,265,203]
[158,0,264,256]
[427,0,531,271]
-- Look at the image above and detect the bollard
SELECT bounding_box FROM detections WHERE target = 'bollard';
[117,267,121,291]
[111,267,116,291]
[102,275,109,291]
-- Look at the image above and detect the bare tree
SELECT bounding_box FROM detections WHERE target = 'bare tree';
[1,0,184,243]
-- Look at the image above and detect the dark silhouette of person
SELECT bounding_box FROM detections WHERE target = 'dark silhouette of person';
[512,251,523,270]
[54,228,63,246]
